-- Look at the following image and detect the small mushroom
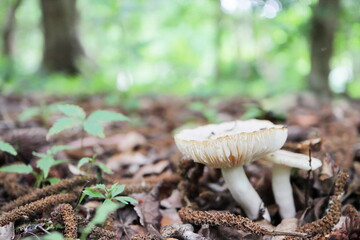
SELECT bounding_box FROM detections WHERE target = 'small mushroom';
[264,150,322,219]
[174,119,287,221]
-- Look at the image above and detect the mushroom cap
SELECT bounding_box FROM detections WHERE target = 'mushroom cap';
[265,150,322,170]
[174,119,288,168]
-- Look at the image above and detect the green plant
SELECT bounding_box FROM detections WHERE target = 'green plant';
[188,101,219,123]
[80,183,138,206]
[23,232,65,240]
[18,102,64,123]
[77,155,112,174]
[0,145,72,187]
[47,104,130,139]
[0,141,17,156]
[79,184,138,239]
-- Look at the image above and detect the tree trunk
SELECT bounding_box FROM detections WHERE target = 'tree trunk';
[308,0,341,98]
[40,0,84,75]
[1,0,23,82]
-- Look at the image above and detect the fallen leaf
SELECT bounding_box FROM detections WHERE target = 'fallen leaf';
[0,223,14,240]
[272,218,298,240]
[133,183,162,230]
[106,152,150,171]
[133,160,169,180]
[160,208,182,227]
[160,190,182,209]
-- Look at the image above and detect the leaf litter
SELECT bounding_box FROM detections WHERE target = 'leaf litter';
[0,94,359,239]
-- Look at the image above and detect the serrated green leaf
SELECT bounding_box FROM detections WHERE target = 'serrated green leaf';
[36,156,55,178]
[87,110,130,122]
[48,145,74,155]
[95,162,112,174]
[77,157,93,168]
[83,120,105,138]
[47,117,82,139]
[111,184,125,198]
[57,104,86,120]
[0,141,17,156]
[18,107,41,121]
[114,196,138,204]
[83,189,106,199]
[0,164,33,174]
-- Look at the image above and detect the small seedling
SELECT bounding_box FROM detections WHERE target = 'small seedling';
[47,104,130,139]
[77,155,112,174]
[0,141,17,156]
[80,183,138,206]
[18,102,64,124]
[79,184,137,239]
[0,145,72,187]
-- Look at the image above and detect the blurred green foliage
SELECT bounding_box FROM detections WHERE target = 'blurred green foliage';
[0,0,359,98]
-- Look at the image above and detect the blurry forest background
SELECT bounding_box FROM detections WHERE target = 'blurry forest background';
[0,0,359,98]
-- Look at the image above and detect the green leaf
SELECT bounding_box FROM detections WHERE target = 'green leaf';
[47,177,61,184]
[57,104,86,120]
[95,162,112,174]
[77,157,93,168]
[0,164,33,174]
[32,152,49,159]
[83,120,105,138]
[111,184,125,198]
[43,232,65,240]
[0,141,17,156]
[89,184,107,191]
[91,199,119,224]
[47,117,82,139]
[18,107,41,121]
[78,192,87,206]
[81,199,120,239]
[36,156,55,178]
[114,196,138,205]
[53,159,68,166]
[48,145,74,155]
[87,110,129,122]
[22,231,65,240]
[83,189,106,199]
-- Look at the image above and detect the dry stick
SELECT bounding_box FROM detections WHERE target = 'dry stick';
[1,175,95,212]
[178,207,308,238]
[0,193,77,226]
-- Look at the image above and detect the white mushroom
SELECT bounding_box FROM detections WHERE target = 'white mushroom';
[265,150,322,219]
[174,119,288,221]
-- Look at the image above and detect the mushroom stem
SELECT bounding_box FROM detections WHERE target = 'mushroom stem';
[271,164,296,218]
[222,165,270,221]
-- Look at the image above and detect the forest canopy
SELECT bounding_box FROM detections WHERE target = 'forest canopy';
[0,0,359,98]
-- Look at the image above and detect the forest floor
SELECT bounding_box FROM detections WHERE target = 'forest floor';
[0,94,359,240]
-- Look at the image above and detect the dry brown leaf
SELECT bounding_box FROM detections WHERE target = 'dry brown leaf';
[272,218,298,240]
[106,152,150,171]
[160,208,182,228]
[160,190,182,209]
[133,160,169,180]
[133,183,162,231]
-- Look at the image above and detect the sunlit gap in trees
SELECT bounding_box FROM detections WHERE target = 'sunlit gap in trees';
[220,0,282,19]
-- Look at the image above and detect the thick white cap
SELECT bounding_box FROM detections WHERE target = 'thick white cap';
[265,150,322,170]
[174,119,288,168]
